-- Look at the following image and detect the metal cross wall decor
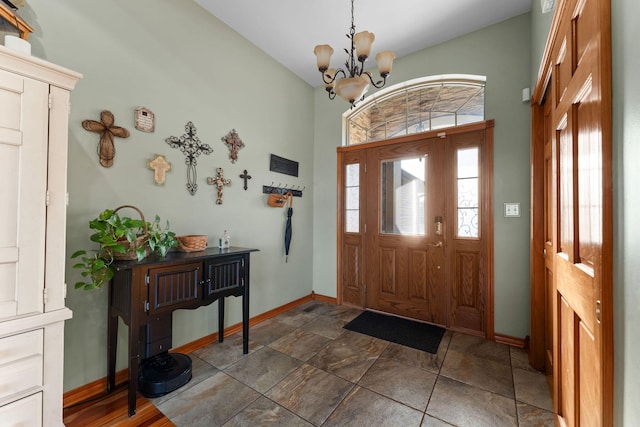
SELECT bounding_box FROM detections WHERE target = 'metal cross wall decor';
[207,167,231,204]
[82,110,130,168]
[239,169,252,190]
[165,121,213,195]
[221,129,244,164]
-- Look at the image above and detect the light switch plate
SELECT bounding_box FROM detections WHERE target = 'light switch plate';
[504,203,520,217]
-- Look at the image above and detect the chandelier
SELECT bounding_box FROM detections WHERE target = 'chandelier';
[314,0,396,108]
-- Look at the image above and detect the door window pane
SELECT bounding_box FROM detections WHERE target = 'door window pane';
[345,164,360,233]
[457,148,479,238]
[380,156,426,235]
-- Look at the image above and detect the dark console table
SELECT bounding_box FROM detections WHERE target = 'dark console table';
[106,246,258,416]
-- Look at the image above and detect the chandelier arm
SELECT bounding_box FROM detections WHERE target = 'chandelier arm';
[322,68,346,85]
[363,71,387,89]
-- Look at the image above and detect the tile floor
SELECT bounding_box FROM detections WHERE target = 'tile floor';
[151,301,554,426]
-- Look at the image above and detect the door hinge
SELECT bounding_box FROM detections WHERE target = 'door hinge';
[364,163,367,173]
[145,274,149,285]
[45,190,50,207]
[43,288,48,305]
[144,300,150,312]
[63,283,67,299]
[48,93,53,110]
[596,300,601,323]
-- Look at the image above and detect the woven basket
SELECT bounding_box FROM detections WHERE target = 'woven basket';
[176,235,208,252]
[110,205,149,261]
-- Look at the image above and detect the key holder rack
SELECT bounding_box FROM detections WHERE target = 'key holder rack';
[262,183,304,198]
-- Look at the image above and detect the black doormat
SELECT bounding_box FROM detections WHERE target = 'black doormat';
[343,311,445,354]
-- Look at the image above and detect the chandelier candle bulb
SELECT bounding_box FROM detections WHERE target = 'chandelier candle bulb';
[376,51,396,76]
[335,76,370,104]
[353,31,375,61]
[314,44,334,72]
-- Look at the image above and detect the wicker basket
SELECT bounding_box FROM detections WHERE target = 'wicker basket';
[110,205,149,261]
[176,235,208,252]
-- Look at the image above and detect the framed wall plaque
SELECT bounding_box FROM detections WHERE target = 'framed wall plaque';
[134,107,155,133]
[269,154,298,177]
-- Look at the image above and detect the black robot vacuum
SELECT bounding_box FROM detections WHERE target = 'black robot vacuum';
[138,352,192,397]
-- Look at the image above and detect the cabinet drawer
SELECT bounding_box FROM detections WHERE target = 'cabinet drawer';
[140,315,173,359]
[0,330,43,401]
[0,392,42,426]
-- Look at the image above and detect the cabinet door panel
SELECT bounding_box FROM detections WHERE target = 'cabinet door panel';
[205,255,244,298]
[148,262,202,315]
[0,70,48,319]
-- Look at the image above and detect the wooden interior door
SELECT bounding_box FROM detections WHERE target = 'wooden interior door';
[365,137,446,324]
[543,97,555,374]
[531,0,613,424]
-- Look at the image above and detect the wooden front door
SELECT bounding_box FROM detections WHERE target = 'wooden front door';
[530,0,613,424]
[364,136,447,324]
[337,121,493,336]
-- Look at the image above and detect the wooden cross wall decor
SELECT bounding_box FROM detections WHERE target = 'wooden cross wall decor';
[221,129,244,164]
[147,154,171,185]
[207,168,231,204]
[166,121,213,195]
[82,110,130,168]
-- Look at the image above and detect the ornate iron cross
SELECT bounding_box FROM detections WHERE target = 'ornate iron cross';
[239,169,252,190]
[221,129,244,164]
[166,121,213,195]
[207,167,231,204]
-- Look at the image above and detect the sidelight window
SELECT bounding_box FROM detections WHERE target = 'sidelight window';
[456,147,479,238]
[345,163,360,233]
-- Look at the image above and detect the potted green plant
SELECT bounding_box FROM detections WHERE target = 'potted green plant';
[71,205,177,290]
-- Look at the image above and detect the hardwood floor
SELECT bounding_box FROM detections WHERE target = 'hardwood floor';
[62,383,173,427]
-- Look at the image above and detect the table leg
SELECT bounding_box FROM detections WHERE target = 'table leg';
[218,297,224,343]
[242,256,250,354]
[106,311,118,393]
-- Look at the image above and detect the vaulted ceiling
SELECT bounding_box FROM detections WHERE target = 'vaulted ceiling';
[195,0,532,87]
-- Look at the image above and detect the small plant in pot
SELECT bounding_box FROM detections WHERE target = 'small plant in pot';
[71,205,177,290]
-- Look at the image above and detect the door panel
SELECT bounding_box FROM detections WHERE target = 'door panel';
[366,138,446,323]
[538,0,612,424]
[0,71,48,318]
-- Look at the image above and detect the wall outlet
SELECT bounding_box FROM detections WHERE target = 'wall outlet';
[504,203,520,217]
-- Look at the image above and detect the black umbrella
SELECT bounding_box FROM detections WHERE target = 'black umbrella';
[284,193,293,262]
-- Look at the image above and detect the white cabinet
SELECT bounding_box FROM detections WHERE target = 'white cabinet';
[0,45,81,426]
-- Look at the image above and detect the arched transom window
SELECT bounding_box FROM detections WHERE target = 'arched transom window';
[344,75,486,146]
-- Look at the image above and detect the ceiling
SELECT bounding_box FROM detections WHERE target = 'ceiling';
[194,0,532,87]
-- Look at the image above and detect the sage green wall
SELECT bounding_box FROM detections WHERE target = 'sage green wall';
[612,0,640,423]
[24,0,315,391]
[530,1,555,88]
[313,14,533,338]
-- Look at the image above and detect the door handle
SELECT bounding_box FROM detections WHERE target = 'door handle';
[428,241,443,248]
